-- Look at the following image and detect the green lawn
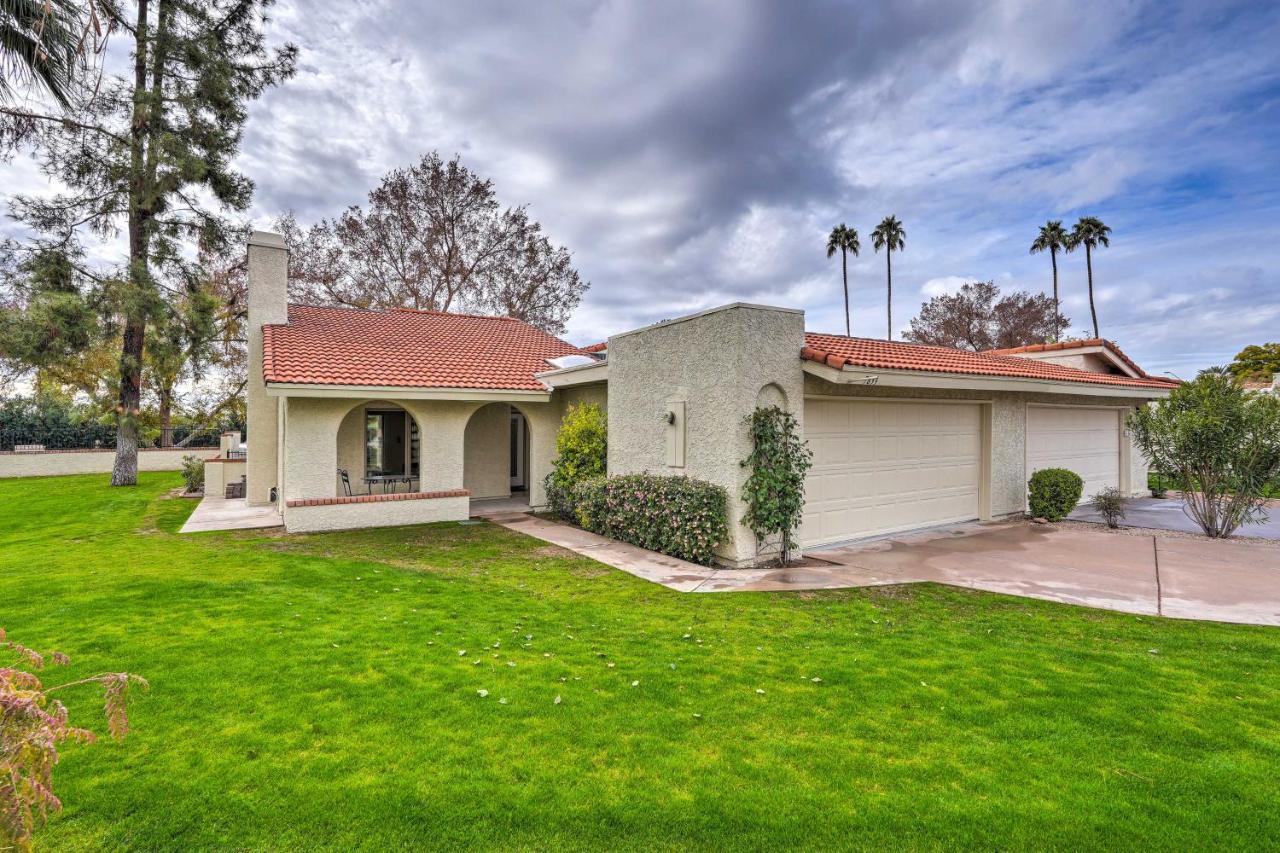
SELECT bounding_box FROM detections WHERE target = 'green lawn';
[4,474,1279,850]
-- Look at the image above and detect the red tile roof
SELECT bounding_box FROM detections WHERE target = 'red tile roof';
[984,337,1148,378]
[581,341,608,353]
[263,304,584,390]
[802,333,1177,390]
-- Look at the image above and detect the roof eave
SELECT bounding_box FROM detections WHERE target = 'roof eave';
[264,382,552,402]
[801,359,1173,398]
[534,360,610,389]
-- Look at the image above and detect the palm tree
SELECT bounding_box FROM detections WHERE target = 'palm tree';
[1029,220,1069,341]
[1066,216,1112,338]
[825,223,860,336]
[0,0,88,106]
[871,215,906,340]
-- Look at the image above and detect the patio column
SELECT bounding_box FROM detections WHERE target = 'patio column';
[280,397,348,503]
[517,402,561,509]
[401,401,479,494]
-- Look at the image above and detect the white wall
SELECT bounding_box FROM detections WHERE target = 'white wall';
[0,447,219,479]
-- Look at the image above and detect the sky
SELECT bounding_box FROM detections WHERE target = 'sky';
[4,0,1280,378]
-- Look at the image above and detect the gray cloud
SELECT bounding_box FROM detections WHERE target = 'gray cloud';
[4,0,1279,375]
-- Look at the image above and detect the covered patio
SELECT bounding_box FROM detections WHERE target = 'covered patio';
[272,390,563,532]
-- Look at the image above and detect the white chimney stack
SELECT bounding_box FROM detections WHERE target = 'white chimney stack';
[245,231,288,505]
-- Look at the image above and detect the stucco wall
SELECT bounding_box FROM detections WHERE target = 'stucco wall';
[608,304,806,565]
[558,383,608,413]
[336,406,365,492]
[802,373,1152,514]
[284,494,470,532]
[0,447,219,479]
[204,458,246,496]
[464,403,512,499]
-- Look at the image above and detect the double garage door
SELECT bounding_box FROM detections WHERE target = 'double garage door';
[802,399,983,547]
[801,399,1123,546]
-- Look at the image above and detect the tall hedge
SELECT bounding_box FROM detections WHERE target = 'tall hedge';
[573,473,728,566]
[544,402,607,518]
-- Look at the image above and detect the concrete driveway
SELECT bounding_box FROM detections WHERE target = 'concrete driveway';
[1069,496,1280,539]
[704,522,1280,626]
[487,511,1280,627]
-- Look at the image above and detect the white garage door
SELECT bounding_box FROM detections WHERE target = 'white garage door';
[802,399,983,546]
[1026,406,1120,502]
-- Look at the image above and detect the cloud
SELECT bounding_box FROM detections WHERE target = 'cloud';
[2,0,1278,378]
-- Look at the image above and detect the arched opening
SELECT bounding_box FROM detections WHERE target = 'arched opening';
[464,403,531,505]
[335,401,422,495]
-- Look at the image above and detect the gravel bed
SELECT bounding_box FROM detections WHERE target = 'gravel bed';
[1056,518,1280,548]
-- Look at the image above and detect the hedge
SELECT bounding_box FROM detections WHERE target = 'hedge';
[573,473,728,566]
[1028,467,1083,521]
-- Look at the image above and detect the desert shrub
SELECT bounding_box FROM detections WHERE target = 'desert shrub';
[1028,467,1083,521]
[1129,370,1280,537]
[181,454,205,493]
[1091,487,1127,528]
[573,473,728,565]
[544,402,606,519]
[2,628,147,851]
[740,406,812,566]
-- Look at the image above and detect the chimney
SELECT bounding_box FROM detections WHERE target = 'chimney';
[245,231,288,505]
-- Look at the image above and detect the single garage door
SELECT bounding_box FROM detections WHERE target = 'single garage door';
[1026,406,1120,503]
[802,399,983,546]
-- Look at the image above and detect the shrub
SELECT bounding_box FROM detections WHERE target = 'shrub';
[544,402,606,519]
[1091,487,1127,529]
[1028,468,1083,521]
[1129,370,1280,537]
[181,455,205,493]
[740,406,812,566]
[2,628,147,851]
[573,473,728,566]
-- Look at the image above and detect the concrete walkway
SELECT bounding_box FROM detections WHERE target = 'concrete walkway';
[1070,496,1280,539]
[486,512,1280,627]
[181,494,283,533]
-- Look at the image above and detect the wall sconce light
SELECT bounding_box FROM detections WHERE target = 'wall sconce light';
[663,410,676,425]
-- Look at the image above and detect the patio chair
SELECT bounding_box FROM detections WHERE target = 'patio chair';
[338,468,352,496]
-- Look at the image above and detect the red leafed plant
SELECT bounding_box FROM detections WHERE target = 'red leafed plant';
[1,628,147,852]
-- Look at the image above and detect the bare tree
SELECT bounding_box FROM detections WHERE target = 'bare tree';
[282,152,588,335]
[904,280,1070,351]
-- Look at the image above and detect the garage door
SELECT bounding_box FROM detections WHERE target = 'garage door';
[801,399,983,546]
[1026,406,1120,503]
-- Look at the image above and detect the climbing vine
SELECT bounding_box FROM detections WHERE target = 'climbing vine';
[740,405,812,566]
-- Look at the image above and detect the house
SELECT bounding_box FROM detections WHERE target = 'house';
[242,230,1175,565]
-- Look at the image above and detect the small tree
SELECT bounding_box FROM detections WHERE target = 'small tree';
[1128,370,1280,537]
[741,406,812,566]
[544,402,606,519]
[2,628,147,852]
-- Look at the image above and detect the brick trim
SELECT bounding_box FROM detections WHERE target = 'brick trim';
[286,489,469,508]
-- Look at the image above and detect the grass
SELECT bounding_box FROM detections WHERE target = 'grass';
[4,473,1280,850]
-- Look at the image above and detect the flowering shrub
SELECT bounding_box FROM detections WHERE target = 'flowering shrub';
[544,402,607,519]
[740,406,812,566]
[574,473,728,565]
[2,628,147,852]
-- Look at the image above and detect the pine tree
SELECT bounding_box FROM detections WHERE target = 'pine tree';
[1,1,295,484]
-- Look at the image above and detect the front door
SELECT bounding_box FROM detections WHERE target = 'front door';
[509,411,527,490]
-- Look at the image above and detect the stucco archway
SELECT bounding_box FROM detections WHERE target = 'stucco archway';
[463,402,529,501]
[334,400,423,495]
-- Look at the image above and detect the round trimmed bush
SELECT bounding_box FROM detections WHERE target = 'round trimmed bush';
[1028,467,1083,521]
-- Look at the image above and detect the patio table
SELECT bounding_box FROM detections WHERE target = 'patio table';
[362,474,418,494]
